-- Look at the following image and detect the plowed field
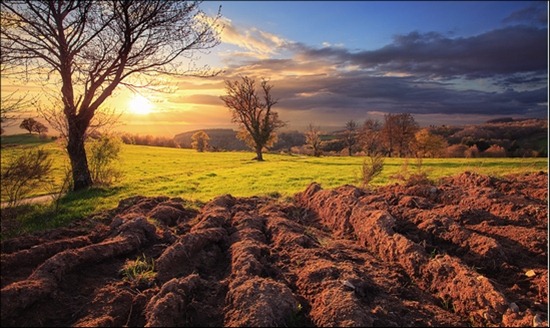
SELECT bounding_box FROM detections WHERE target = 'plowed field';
[1,171,547,327]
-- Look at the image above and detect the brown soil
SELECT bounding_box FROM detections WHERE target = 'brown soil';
[1,172,548,327]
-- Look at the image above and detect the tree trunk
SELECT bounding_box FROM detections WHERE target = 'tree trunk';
[67,120,92,191]
[255,145,264,161]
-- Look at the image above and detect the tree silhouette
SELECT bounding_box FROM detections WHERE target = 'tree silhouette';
[1,1,221,190]
[382,113,418,157]
[220,76,285,161]
[33,121,49,136]
[19,118,38,134]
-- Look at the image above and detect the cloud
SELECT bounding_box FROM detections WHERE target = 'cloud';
[209,16,547,127]
[173,94,222,107]
[218,17,287,58]
[502,2,548,26]
[294,26,547,80]
[275,72,547,117]
[217,54,546,124]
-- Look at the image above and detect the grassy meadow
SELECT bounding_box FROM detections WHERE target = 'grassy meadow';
[1,134,548,236]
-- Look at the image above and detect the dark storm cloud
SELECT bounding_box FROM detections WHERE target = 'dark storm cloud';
[293,25,547,79]
[276,72,547,118]
[502,2,548,26]
[495,72,548,89]
[220,21,547,123]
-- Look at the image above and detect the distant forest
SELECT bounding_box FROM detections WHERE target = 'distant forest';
[120,117,548,158]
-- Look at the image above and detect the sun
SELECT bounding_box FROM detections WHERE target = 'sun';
[128,94,153,115]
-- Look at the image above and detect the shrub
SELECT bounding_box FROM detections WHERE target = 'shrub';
[445,144,468,158]
[1,148,52,207]
[483,144,507,157]
[87,135,122,186]
[464,145,480,158]
[360,153,384,187]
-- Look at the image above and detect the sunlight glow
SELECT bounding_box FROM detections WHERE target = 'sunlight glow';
[128,94,154,115]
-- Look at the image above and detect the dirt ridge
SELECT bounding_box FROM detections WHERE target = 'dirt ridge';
[1,171,547,327]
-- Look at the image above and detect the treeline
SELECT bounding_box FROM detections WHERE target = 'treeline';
[119,133,179,148]
[272,115,547,158]
[119,115,547,158]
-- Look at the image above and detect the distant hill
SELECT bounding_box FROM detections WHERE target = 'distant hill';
[443,118,547,156]
[174,129,248,151]
[173,118,547,157]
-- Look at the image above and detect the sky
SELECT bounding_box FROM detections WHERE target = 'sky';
[2,1,548,136]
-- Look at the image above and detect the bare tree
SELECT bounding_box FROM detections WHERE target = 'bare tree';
[382,113,418,157]
[220,76,285,161]
[1,1,221,190]
[344,119,358,156]
[305,124,323,157]
[359,118,383,156]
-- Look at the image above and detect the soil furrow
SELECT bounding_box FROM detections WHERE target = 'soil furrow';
[1,172,547,327]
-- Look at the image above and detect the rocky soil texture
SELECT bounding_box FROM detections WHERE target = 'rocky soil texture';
[1,171,547,327]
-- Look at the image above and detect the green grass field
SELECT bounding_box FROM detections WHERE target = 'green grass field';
[1,134,548,236]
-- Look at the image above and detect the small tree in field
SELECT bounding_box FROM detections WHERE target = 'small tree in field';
[191,131,210,152]
[305,124,323,157]
[360,153,384,188]
[359,118,383,156]
[382,113,418,157]
[33,121,49,136]
[220,76,285,161]
[19,118,38,134]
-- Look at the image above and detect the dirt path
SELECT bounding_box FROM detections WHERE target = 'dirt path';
[0,193,62,208]
[1,172,547,327]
